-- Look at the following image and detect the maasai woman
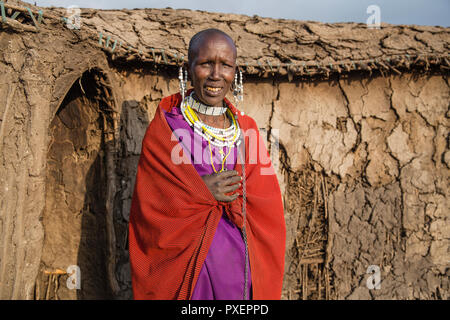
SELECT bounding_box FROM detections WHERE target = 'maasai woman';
[129,29,286,300]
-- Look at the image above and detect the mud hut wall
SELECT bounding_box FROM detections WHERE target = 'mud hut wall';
[261,74,448,300]
[1,28,448,300]
[1,0,448,300]
[1,39,448,299]
[0,30,58,299]
[0,27,115,299]
[113,70,449,300]
[270,73,448,299]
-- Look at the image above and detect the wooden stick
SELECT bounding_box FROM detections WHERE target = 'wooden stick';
[45,274,52,300]
[325,268,330,300]
[321,174,328,220]
[444,58,450,67]
[53,274,59,300]
[301,252,325,261]
[303,247,323,253]
[0,84,16,155]
[299,257,324,265]
[35,278,40,300]
[318,267,322,300]
[413,55,422,64]
[2,2,56,20]
[301,265,305,300]
[390,65,402,75]
[303,265,308,300]
[43,269,66,275]
[102,86,110,100]
[303,174,319,255]
[0,15,38,32]
[322,172,333,300]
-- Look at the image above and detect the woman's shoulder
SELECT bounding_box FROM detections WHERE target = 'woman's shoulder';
[159,92,183,112]
[224,99,258,130]
[235,111,258,131]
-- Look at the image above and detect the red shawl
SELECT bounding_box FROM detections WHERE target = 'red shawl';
[128,91,286,300]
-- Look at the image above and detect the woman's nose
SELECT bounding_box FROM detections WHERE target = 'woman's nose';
[209,64,221,80]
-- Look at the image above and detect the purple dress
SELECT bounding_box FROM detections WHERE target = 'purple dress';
[164,106,252,300]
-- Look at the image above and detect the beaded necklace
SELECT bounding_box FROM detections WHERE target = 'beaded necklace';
[180,94,241,173]
[189,93,228,116]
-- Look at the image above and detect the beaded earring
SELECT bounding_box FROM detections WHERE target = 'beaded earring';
[233,69,244,104]
[179,66,188,101]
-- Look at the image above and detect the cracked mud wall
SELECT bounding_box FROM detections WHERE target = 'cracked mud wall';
[266,73,449,299]
[334,74,449,299]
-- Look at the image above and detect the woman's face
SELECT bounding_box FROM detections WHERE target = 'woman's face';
[188,35,237,107]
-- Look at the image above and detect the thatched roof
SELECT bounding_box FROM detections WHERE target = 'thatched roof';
[2,0,450,79]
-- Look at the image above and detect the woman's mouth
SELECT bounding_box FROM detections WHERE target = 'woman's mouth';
[204,86,223,95]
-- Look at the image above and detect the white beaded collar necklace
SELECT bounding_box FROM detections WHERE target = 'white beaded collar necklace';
[186,93,228,116]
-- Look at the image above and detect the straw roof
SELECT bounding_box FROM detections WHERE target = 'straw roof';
[2,0,450,79]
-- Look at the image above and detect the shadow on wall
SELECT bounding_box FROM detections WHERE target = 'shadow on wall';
[112,99,152,299]
[77,148,109,299]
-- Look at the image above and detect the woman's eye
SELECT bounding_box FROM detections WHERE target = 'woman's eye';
[222,62,234,68]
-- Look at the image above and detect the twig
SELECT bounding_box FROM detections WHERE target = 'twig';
[0,84,16,154]
[303,265,308,300]
[321,174,328,220]
[35,279,40,300]
[299,257,324,265]
[3,2,57,20]
[303,247,324,254]
[299,173,319,262]
[0,15,38,32]
[318,267,322,300]
[53,274,59,300]
[45,274,52,300]
[78,77,86,95]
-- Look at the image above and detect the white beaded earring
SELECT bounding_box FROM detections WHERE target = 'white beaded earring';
[179,66,188,101]
[233,69,244,104]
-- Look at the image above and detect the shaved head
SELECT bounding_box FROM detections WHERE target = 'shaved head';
[188,29,237,67]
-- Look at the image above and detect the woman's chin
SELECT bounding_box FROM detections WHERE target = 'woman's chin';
[197,92,226,107]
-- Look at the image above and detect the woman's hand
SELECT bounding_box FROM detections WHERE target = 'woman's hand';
[201,170,242,202]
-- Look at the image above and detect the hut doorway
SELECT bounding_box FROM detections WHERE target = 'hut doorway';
[36,69,118,300]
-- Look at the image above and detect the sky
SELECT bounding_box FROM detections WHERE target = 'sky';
[28,0,449,27]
